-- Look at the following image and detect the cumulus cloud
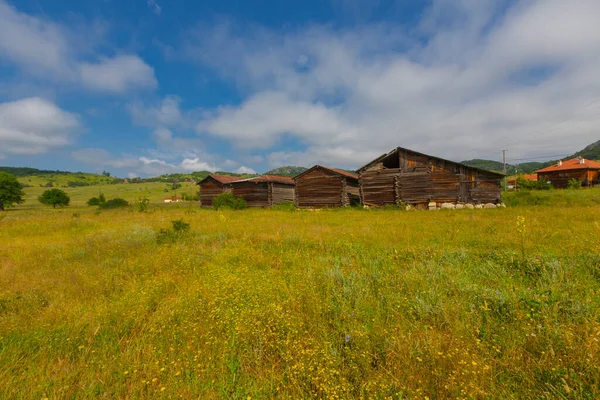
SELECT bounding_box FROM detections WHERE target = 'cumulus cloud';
[0,1,157,93]
[129,96,185,128]
[186,0,600,168]
[71,147,255,177]
[0,97,80,156]
[79,55,157,93]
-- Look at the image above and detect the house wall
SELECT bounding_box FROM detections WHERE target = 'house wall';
[295,169,344,208]
[200,180,228,208]
[232,182,270,207]
[360,150,502,207]
[538,170,593,188]
[271,183,295,206]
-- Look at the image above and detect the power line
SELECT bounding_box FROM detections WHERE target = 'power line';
[506,153,571,162]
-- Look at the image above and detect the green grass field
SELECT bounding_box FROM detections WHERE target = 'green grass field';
[17,181,200,209]
[1,189,600,398]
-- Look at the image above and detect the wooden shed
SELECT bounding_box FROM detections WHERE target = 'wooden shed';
[198,174,239,208]
[358,147,504,208]
[230,175,295,208]
[535,157,600,188]
[294,165,359,208]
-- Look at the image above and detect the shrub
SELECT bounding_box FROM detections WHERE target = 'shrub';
[212,193,247,210]
[136,198,149,212]
[99,198,129,209]
[87,197,101,206]
[157,219,191,244]
[567,178,582,190]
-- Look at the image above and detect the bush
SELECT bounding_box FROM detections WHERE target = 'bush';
[136,198,149,212]
[99,198,129,209]
[516,175,552,190]
[87,197,101,206]
[212,193,247,210]
[157,219,191,244]
[567,178,582,190]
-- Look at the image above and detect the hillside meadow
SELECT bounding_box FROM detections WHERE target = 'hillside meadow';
[1,193,600,398]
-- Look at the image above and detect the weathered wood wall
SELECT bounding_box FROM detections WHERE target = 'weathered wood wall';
[272,183,295,205]
[360,149,502,206]
[231,181,295,207]
[296,169,345,208]
[199,179,230,208]
[232,182,270,208]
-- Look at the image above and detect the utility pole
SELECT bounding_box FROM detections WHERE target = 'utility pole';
[502,149,507,191]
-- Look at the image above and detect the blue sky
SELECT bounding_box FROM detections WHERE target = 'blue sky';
[1,0,599,177]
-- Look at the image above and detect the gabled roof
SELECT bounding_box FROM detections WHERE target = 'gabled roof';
[294,165,359,181]
[508,174,537,184]
[357,146,505,177]
[198,174,241,185]
[535,158,600,173]
[231,175,295,185]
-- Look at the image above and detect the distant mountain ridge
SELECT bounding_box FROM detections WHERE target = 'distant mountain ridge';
[461,139,600,174]
[264,166,308,177]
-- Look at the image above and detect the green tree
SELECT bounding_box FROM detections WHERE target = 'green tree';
[38,188,70,208]
[0,172,25,211]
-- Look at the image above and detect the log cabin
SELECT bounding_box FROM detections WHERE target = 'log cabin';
[230,175,295,208]
[535,157,600,188]
[294,165,359,208]
[198,174,239,208]
[358,147,504,208]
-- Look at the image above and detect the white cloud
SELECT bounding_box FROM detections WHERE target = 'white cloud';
[147,0,162,15]
[0,1,157,93]
[235,166,257,174]
[79,55,157,93]
[186,0,600,168]
[129,96,185,128]
[0,97,80,156]
[71,147,233,177]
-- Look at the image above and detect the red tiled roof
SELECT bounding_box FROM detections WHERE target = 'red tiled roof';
[294,165,359,180]
[536,158,600,173]
[202,174,241,184]
[233,175,295,185]
[508,173,537,184]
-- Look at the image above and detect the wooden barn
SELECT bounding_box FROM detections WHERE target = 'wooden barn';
[198,174,239,208]
[230,175,295,208]
[358,147,504,208]
[535,157,600,188]
[294,165,359,208]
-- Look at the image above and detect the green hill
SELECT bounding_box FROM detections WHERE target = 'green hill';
[461,139,600,174]
[264,166,308,177]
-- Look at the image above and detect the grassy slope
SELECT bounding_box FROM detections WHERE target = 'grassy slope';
[1,198,599,398]
[17,181,200,209]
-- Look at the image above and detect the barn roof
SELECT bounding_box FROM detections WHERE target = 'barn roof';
[231,175,295,185]
[198,174,241,185]
[294,165,359,181]
[535,158,600,173]
[357,146,505,177]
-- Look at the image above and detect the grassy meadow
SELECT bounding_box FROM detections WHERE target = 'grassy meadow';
[17,181,200,209]
[1,190,600,398]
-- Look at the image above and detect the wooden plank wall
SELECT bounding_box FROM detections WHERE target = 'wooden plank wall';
[295,169,344,208]
[199,180,225,208]
[361,150,502,206]
[271,183,295,206]
[232,182,270,207]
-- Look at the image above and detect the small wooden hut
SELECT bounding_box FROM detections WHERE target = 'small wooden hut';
[230,175,295,208]
[198,174,239,208]
[535,157,600,188]
[294,165,359,208]
[358,147,504,208]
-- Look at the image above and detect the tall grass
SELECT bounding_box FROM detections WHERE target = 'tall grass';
[1,206,599,398]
